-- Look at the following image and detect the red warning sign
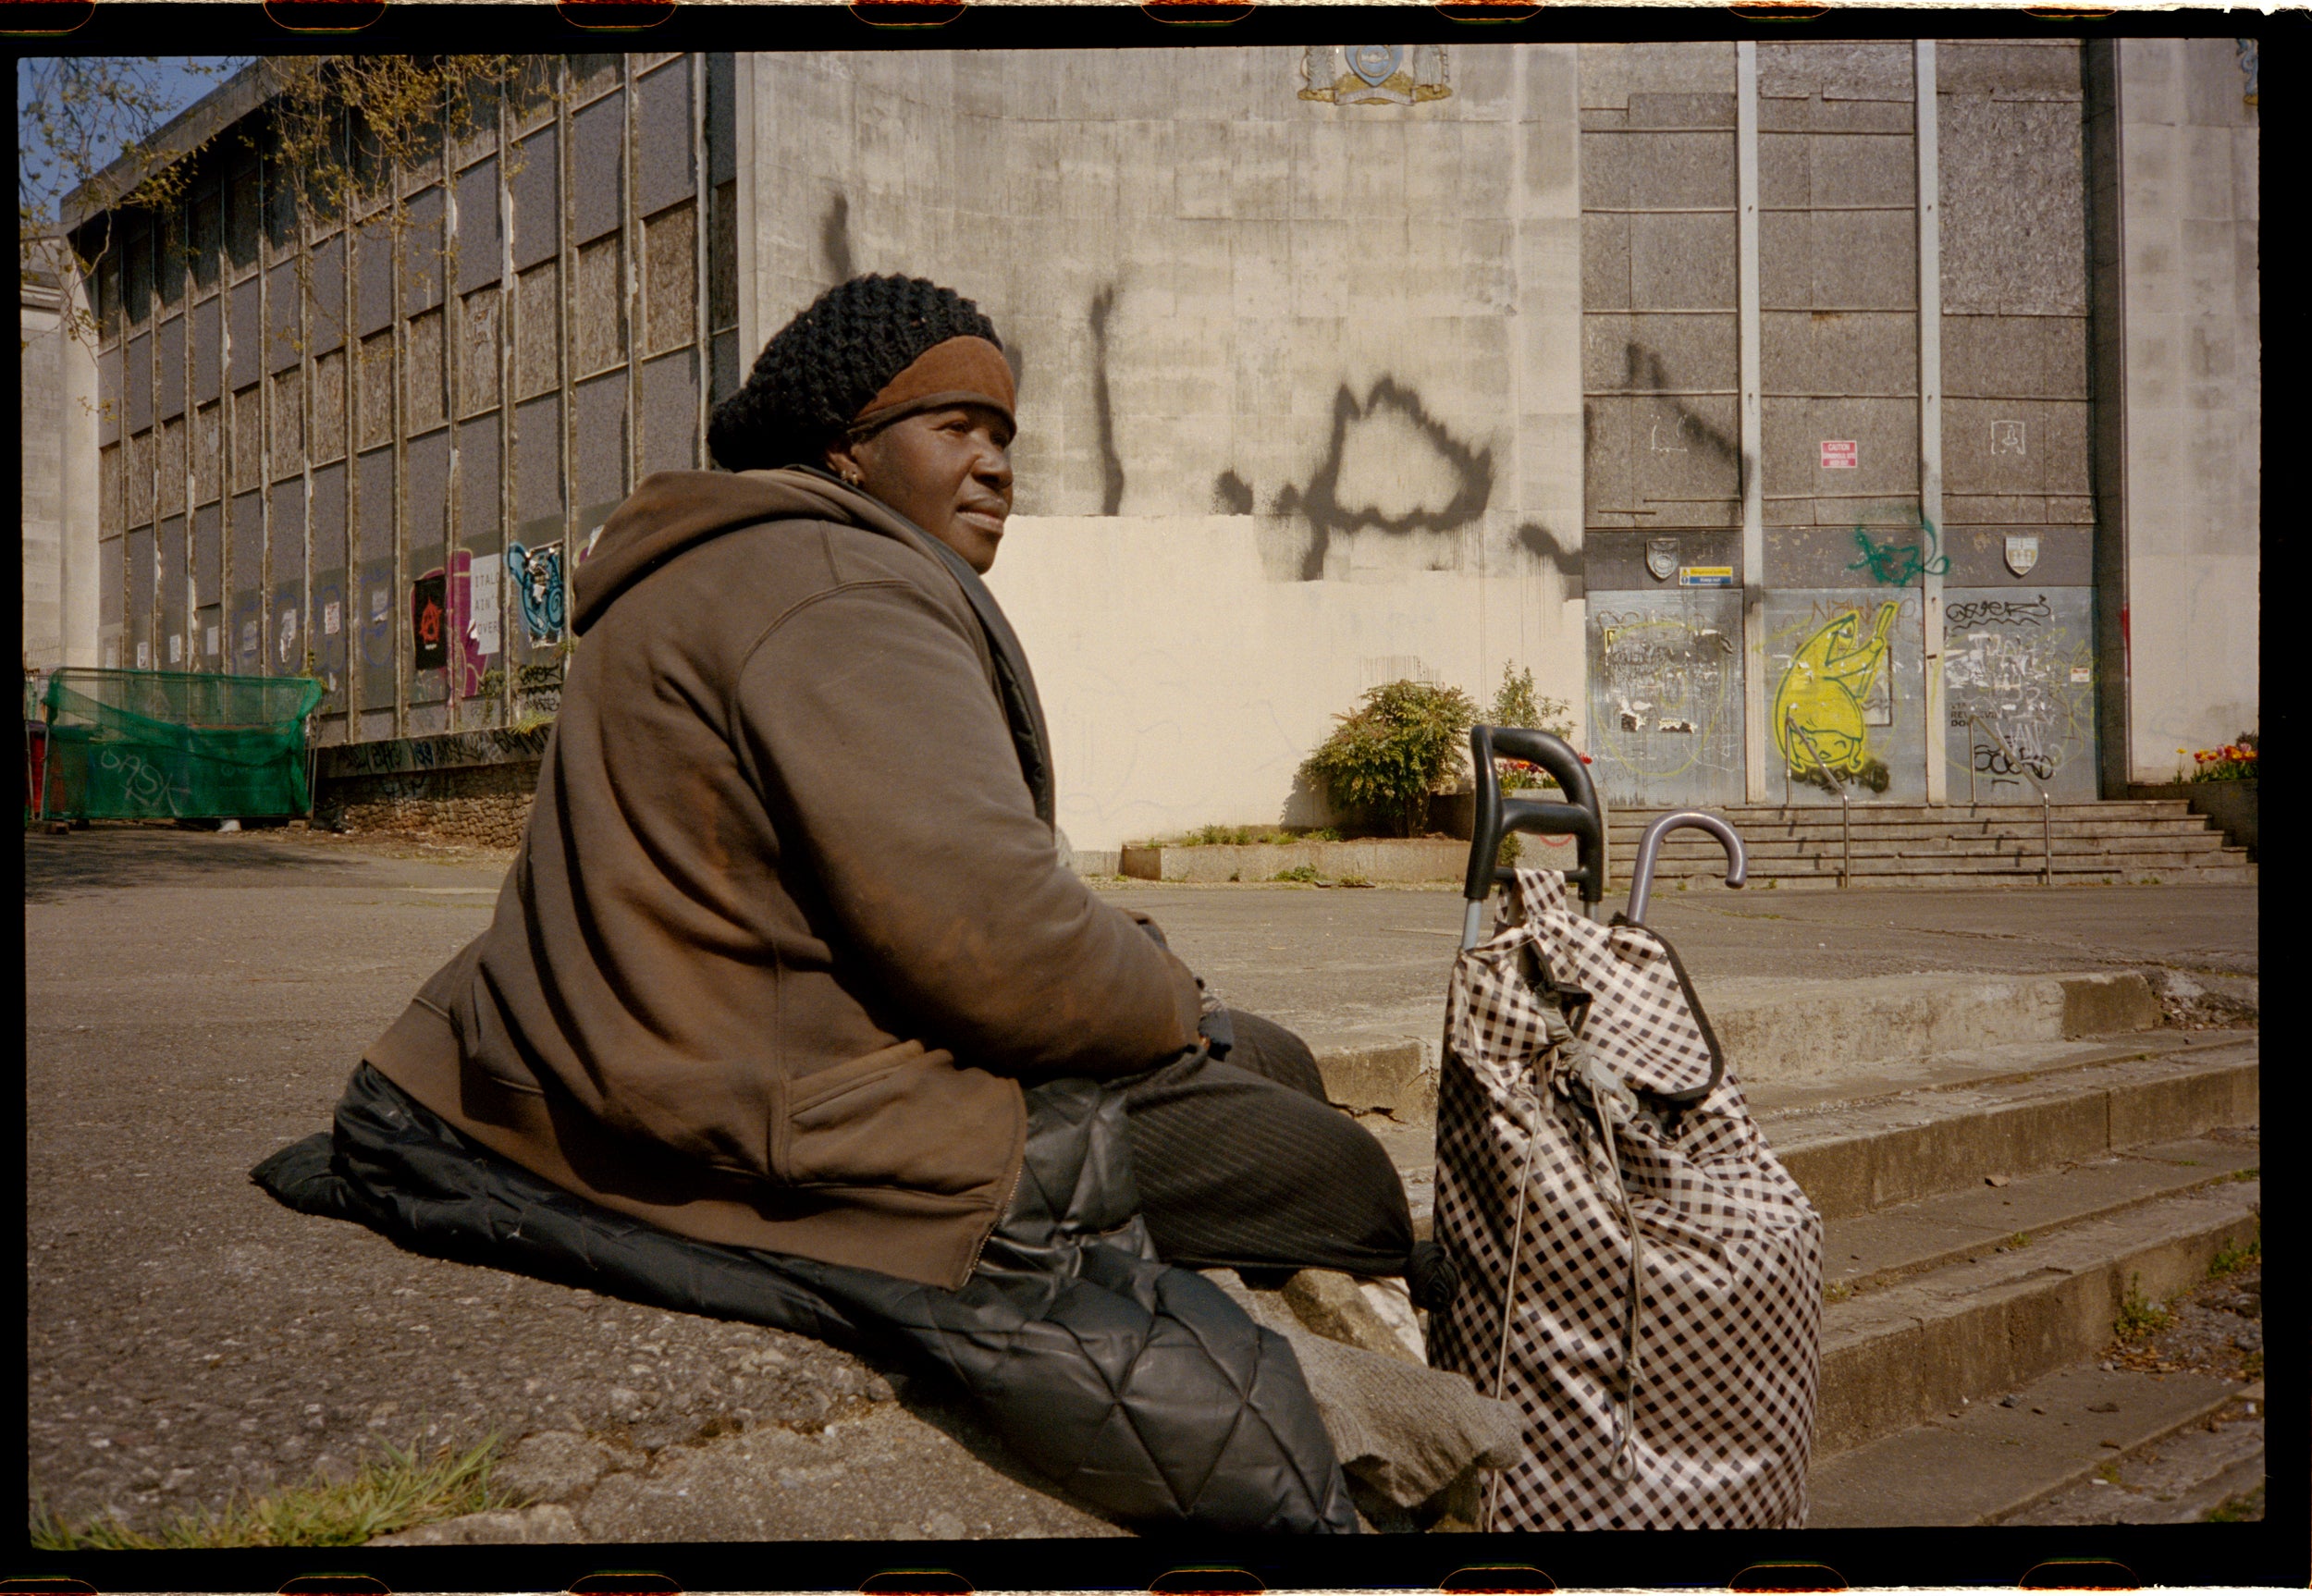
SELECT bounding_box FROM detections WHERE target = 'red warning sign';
[1820,439,1858,469]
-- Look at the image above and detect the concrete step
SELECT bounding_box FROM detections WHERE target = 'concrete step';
[1611,817,2221,843]
[1813,1175,2259,1455]
[1308,970,2179,1122]
[1609,802,2199,825]
[1809,1364,2258,1527]
[1629,860,2255,889]
[1755,1032,2260,1219]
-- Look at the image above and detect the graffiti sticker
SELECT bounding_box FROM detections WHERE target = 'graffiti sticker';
[1772,601,1900,779]
[506,542,566,643]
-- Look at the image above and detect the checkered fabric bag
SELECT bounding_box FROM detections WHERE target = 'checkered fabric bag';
[1427,867,1823,1530]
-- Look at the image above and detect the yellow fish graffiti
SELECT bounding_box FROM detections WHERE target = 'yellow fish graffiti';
[1773,601,1900,776]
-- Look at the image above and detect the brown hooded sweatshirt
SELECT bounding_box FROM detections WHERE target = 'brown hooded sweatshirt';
[363,468,1202,1290]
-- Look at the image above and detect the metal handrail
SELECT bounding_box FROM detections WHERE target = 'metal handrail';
[1965,713,2053,888]
[1782,712,1851,888]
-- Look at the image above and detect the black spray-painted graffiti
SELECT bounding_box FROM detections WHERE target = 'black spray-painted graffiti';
[1518,522,1581,593]
[821,192,854,284]
[322,724,555,780]
[1269,376,1493,581]
[1087,286,1125,515]
[1622,344,1740,466]
[1945,595,2050,630]
[1848,521,1950,586]
[1213,470,1255,515]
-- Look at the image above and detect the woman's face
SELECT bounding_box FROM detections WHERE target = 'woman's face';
[826,403,1015,573]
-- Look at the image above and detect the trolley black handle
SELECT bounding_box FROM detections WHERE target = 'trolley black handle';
[1463,725,1607,930]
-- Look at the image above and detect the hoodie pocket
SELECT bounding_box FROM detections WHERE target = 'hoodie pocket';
[775,1039,1022,1197]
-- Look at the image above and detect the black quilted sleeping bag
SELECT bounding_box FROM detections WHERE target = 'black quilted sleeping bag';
[252,1062,1359,1534]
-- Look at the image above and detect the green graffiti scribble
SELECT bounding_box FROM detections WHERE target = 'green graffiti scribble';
[1847,522,1950,585]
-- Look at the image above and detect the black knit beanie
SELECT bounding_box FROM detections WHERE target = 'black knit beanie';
[707,274,1003,473]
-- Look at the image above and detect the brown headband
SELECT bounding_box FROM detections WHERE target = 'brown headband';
[846,335,1017,440]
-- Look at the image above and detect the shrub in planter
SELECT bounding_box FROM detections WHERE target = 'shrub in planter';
[2183,733,2257,782]
[1304,679,1479,839]
[1487,665,1576,790]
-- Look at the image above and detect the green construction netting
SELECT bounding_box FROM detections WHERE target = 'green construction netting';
[33,669,323,821]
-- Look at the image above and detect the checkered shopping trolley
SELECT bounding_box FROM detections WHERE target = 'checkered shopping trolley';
[1424,728,1824,1530]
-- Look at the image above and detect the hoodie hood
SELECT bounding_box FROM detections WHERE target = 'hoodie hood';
[572,466,923,636]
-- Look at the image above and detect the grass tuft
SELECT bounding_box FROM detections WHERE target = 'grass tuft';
[30,1433,511,1550]
[2112,1273,2171,1344]
[1271,864,1321,883]
[2208,1234,2261,1278]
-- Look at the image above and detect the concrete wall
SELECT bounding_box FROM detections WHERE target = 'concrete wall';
[742,47,1587,846]
[22,278,65,672]
[2114,39,2258,780]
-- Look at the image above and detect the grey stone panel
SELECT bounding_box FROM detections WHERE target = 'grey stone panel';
[1759,396,1920,512]
[402,189,446,317]
[1758,133,1811,210]
[2181,36,2258,128]
[126,526,154,665]
[158,317,186,421]
[191,301,222,404]
[1941,583,2097,802]
[310,233,344,353]
[1586,585,1747,808]
[1629,211,1738,311]
[1630,391,1742,516]
[1581,212,1629,311]
[356,446,394,565]
[1757,96,1915,136]
[356,217,395,337]
[314,460,349,578]
[1581,129,1737,210]
[1945,495,2047,527]
[1760,311,1917,398]
[1942,397,2088,498]
[456,159,501,295]
[1580,42,1737,113]
[1940,313,2088,399]
[457,418,500,544]
[1761,210,1918,311]
[1626,93,1738,130]
[1937,41,2084,102]
[510,131,560,271]
[1936,527,2090,585]
[408,429,450,553]
[1584,529,1742,590]
[1757,41,1916,104]
[194,503,222,606]
[1763,586,1927,804]
[573,94,626,247]
[126,334,152,435]
[515,396,562,522]
[231,490,263,598]
[1584,399,1633,528]
[637,63,695,218]
[707,55,736,188]
[99,349,121,447]
[710,328,739,411]
[266,559,305,677]
[359,550,397,711]
[228,279,261,392]
[1937,95,2086,316]
[572,374,627,509]
[159,516,188,668]
[1584,312,1739,395]
[266,263,301,374]
[639,351,698,479]
[1805,131,1918,208]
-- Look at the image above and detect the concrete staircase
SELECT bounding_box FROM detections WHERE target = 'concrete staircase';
[1604,801,2253,890]
[1346,991,2261,1527]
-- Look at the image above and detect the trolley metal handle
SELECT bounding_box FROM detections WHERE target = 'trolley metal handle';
[1461,725,1607,949]
[1623,810,1747,927]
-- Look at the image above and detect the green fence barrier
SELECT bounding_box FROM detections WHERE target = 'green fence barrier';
[33,669,324,821]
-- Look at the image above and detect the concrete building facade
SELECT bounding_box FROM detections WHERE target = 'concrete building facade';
[44,38,2257,853]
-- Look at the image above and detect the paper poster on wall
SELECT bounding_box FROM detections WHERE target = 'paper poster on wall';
[506,542,566,643]
[168,634,182,664]
[278,608,298,665]
[137,640,151,669]
[470,561,502,656]
[325,601,341,636]
[412,571,449,670]
[371,586,390,625]
[205,625,219,657]
[242,620,259,657]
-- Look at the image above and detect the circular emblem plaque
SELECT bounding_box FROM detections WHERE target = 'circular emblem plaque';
[1347,44,1403,86]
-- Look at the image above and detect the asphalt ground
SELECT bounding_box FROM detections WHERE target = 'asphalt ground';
[22,825,2259,1540]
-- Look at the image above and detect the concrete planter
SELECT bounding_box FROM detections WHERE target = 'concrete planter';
[1119,832,1580,884]
[2129,779,2257,860]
